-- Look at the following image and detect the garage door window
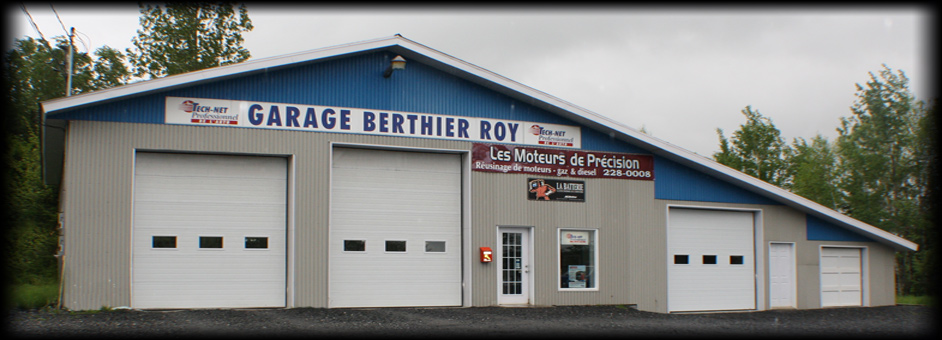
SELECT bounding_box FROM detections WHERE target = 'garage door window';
[199,236,223,249]
[559,230,596,289]
[344,240,366,252]
[385,240,407,252]
[425,241,446,253]
[245,237,268,249]
[152,236,177,249]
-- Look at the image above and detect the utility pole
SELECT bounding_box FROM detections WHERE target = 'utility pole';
[66,27,74,96]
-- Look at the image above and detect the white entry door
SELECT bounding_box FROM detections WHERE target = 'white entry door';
[769,243,796,308]
[498,227,531,305]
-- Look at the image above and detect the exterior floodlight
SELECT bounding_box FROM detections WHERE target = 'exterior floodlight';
[383,55,407,78]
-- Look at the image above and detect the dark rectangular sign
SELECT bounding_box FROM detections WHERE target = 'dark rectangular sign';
[528,178,585,202]
[472,143,654,180]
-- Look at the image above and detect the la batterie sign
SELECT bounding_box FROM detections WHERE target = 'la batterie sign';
[165,97,581,148]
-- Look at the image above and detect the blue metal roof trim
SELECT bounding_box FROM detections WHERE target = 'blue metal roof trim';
[806,214,875,242]
[46,50,647,154]
[654,155,781,205]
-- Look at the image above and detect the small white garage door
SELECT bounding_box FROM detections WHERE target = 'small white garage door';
[329,148,462,308]
[668,208,756,312]
[820,247,863,307]
[132,153,287,309]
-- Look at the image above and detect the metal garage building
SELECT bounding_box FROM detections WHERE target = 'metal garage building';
[41,35,917,313]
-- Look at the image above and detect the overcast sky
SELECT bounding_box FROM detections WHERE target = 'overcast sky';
[7,4,934,157]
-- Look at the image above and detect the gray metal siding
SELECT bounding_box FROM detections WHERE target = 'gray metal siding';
[60,120,899,312]
[469,172,665,309]
[60,120,470,310]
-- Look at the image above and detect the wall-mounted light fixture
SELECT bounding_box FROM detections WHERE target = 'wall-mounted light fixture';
[383,55,407,78]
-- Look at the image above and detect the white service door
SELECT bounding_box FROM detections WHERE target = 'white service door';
[498,227,530,305]
[329,148,462,308]
[769,243,796,308]
[668,208,756,312]
[820,247,863,307]
[132,153,287,309]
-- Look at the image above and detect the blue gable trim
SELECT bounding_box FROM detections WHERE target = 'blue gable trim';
[806,214,874,242]
[654,155,781,205]
[48,51,648,155]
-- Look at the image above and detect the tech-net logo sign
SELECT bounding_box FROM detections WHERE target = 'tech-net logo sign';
[529,124,576,147]
[177,99,239,125]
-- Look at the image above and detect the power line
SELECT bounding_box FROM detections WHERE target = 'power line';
[74,30,90,53]
[50,4,69,36]
[19,3,48,42]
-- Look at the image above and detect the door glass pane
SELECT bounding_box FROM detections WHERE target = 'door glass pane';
[502,232,523,295]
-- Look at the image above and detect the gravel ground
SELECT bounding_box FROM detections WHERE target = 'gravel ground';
[5,304,935,339]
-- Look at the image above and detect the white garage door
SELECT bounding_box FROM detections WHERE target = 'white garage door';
[820,247,862,307]
[329,148,462,308]
[132,153,287,309]
[668,208,756,312]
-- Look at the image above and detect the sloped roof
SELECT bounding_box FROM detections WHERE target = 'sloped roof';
[41,34,918,251]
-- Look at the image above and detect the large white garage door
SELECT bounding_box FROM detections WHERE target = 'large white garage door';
[329,148,462,308]
[132,153,287,309]
[668,208,756,312]
[820,247,863,307]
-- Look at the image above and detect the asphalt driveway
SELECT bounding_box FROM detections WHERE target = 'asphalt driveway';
[7,304,934,338]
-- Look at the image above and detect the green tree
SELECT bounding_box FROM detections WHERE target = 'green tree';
[4,37,69,285]
[785,135,842,210]
[90,46,132,89]
[126,2,253,79]
[836,65,929,295]
[713,106,790,187]
[4,35,130,285]
[911,99,936,296]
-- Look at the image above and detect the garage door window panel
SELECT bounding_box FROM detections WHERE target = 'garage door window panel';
[244,237,269,249]
[385,240,407,253]
[559,230,597,289]
[344,240,366,252]
[199,236,224,249]
[152,236,177,249]
[425,241,446,253]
